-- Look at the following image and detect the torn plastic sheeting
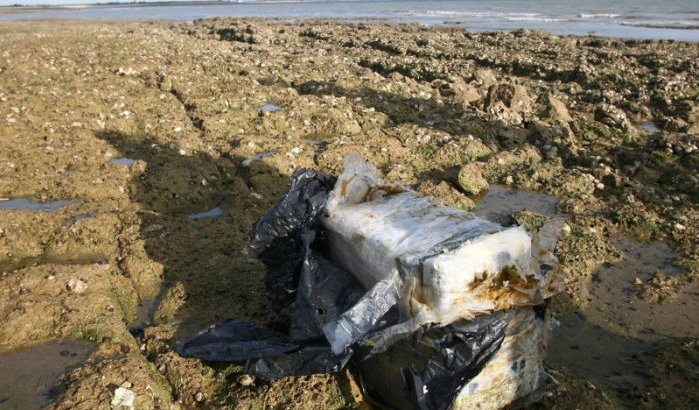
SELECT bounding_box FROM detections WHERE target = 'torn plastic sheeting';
[248,168,336,309]
[289,230,366,343]
[453,308,550,409]
[179,155,561,410]
[177,320,300,362]
[354,310,511,410]
[178,320,351,379]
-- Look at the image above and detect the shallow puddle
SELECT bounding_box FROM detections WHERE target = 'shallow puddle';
[63,212,99,225]
[0,198,78,212]
[473,185,560,225]
[0,253,108,273]
[548,238,699,395]
[242,150,277,167]
[189,205,225,221]
[259,103,283,113]
[584,239,697,340]
[129,284,168,339]
[0,339,95,409]
[109,157,137,166]
[637,121,660,133]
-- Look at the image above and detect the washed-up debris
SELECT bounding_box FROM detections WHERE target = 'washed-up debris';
[179,154,562,409]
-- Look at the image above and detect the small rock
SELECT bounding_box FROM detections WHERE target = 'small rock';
[547,94,573,123]
[594,103,634,133]
[121,381,132,389]
[457,163,488,195]
[194,391,204,402]
[634,277,643,286]
[67,278,87,294]
[504,175,514,185]
[238,374,256,387]
[674,223,686,232]
[111,387,135,409]
[474,68,498,87]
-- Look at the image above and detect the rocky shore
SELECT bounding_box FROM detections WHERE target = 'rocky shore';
[0,19,697,409]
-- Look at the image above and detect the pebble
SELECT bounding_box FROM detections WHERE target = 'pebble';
[237,374,255,387]
[634,277,643,285]
[67,278,87,293]
[674,223,686,232]
[194,391,204,402]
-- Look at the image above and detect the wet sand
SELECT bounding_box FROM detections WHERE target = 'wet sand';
[0,19,698,409]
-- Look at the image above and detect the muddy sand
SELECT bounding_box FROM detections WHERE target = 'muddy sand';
[0,19,697,409]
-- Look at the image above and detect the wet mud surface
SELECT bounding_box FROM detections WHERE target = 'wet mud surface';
[0,19,697,409]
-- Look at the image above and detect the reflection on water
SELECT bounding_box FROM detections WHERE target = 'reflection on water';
[637,121,661,133]
[109,157,137,166]
[474,185,560,225]
[0,339,95,409]
[548,237,699,394]
[259,103,283,113]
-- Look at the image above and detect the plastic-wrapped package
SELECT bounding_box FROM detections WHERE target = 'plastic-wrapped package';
[178,155,562,410]
[321,154,558,355]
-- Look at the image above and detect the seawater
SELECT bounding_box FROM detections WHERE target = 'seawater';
[1,0,698,41]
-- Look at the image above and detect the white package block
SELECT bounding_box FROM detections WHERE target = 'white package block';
[323,191,533,318]
[322,154,541,323]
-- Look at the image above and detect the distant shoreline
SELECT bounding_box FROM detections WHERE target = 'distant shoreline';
[0,1,262,14]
